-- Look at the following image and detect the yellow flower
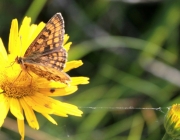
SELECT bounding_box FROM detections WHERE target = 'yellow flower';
[0,16,89,140]
[163,104,180,140]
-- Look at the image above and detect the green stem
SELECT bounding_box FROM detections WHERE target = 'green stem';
[162,133,175,140]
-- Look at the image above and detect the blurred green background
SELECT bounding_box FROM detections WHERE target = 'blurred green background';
[0,0,180,140]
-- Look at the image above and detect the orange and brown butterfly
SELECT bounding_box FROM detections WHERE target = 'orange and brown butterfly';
[15,13,70,84]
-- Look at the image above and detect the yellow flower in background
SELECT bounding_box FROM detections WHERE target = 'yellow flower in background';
[0,16,89,140]
[163,104,180,140]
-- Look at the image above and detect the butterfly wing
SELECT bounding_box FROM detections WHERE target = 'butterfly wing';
[24,13,67,70]
[26,63,70,84]
[21,13,70,83]
[25,13,65,57]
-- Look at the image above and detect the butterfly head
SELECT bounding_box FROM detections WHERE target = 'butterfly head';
[15,56,23,64]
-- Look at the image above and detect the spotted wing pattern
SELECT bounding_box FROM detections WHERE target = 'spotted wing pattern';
[18,13,70,84]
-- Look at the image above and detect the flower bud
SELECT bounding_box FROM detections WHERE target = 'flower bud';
[163,104,180,140]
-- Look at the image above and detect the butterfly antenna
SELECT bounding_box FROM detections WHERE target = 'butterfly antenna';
[20,35,23,56]
[6,60,16,68]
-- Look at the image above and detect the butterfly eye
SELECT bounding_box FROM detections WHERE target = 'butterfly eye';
[15,56,23,64]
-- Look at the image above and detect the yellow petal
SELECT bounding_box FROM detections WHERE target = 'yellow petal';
[46,98,69,117]
[32,94,67,117]
[71,77,90,85]
[64,42,72,52]
[23,96,54,114]
[19,17,31,56]
[8,19,18,55]
[63,34,70,45]
[61,102,83,117]
[35,77,54,88]
[51,99,82,117]
[17,119,25,140]
[0,95,10,126]
[41,114,57,125]
[39,86,78,96]
[49,81,67,88]
[0,89,4,93]
[29,24,37,38]
[19,98,39,129]
[27,24,37,46]
[10,98,24,120]
[0,38,8,61]
[64,60,83,72]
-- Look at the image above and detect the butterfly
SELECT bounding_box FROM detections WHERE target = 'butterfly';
[15,13,70,84]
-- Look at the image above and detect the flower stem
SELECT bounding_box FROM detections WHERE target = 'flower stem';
[162,133,175,140]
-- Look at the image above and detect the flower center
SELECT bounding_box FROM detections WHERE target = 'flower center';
[1,72,38,98]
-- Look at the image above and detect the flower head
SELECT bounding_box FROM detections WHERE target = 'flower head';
[163,104,180,140]
[0,16,89,139]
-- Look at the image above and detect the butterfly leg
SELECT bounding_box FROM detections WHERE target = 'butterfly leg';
[13,69,33,85]
[20,63,33,85]
[13,70,23,84]
[26,70,33,85]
